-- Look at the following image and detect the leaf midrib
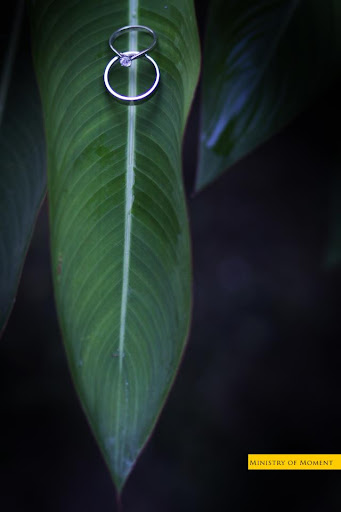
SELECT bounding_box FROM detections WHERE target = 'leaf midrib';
[119,2,137,373]
[116,0,138,468]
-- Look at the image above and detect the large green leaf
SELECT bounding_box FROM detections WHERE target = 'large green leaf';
[0,4,46,333]
[30,0,200,491]
[197,0,341,190]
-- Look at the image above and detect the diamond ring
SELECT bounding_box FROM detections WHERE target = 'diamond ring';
[109,25,157,62]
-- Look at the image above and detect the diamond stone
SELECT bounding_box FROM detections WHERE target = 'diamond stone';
[119,56,132,67]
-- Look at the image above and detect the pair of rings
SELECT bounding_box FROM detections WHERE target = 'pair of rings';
[103,25,160,102]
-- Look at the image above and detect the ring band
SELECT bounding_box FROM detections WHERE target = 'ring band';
[104,50,160,102]
[109,25,157,62]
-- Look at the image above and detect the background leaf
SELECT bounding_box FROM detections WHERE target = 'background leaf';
[197,0,341,191]
[0,3,46,333]
[30,0,200,491]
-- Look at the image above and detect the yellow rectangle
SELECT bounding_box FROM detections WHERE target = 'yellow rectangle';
[248,454,341,470]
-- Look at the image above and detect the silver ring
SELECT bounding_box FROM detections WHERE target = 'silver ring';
[109,25,157,61]
[104,50,160,102]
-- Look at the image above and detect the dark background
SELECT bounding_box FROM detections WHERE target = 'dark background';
[2,2,341,511]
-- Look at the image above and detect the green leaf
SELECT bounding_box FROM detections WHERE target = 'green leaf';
[30,0,200,491]
[197,0,341,191]
[0,3,46,333]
